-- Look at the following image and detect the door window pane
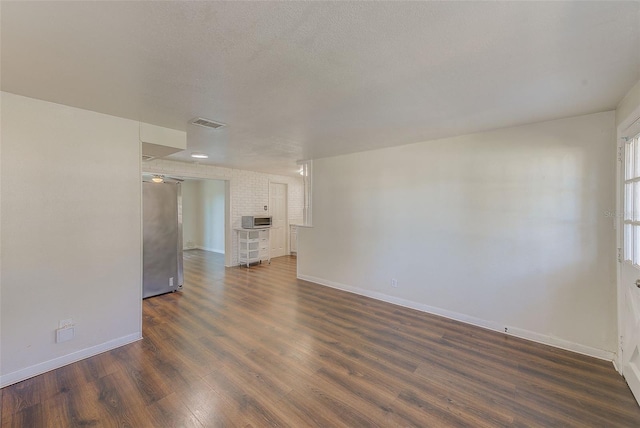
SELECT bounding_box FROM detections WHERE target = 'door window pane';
[634,182,640,222]
[626,183,634,221]
[626,224,632,261]
[635,138,640,179]
[623,135,640,265]
[634,225,640,266]
[628,140,635,180]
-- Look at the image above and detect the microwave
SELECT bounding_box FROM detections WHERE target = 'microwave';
[242,215,272,229]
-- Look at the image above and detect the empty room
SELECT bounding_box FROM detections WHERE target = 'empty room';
[2,1,640,426]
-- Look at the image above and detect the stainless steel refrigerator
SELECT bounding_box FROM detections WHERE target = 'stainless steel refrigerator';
[143,180,183,298]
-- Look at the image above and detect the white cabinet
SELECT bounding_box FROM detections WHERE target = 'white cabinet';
[290,224,298,254]
[237,228,270,267]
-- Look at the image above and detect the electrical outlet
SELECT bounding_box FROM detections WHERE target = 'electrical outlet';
[169,277,174,287]
[57,318,75,343]
[56,327,75,343]
[391,278,398,288]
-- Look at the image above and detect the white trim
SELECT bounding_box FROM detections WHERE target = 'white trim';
[623,116,640,140]
[617,129,626,372]
[195,246,224,254]
[0,333,141,388]
[138,138,144,343]
[298,274,615,362]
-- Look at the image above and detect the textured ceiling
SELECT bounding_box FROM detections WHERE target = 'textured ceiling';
[2,1,639,176]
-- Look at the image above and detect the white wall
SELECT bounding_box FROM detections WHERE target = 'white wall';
[181,179,225,253]
[181,180,201,250]
[144,159,304,265]
[0,92,142,386]
[298,111,617,358]
[201,179,225,253]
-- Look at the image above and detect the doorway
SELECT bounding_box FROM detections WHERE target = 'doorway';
[618,116,640,405]
[269,182,288,258]
[182,178,226,255]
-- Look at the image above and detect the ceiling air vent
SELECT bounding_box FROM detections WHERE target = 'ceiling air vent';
[190,117,226,130]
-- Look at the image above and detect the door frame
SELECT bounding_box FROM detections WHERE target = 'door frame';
[616,105,640,374]
[268,181,289,255]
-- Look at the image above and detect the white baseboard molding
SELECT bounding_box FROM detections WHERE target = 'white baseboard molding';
[196,246,224,254]
[613,358,622,375]
[297,274,615,362]
[0,333,142,388]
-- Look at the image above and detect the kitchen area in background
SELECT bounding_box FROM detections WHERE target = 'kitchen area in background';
[141,129,311,284]
[144,158,308,269]
[140,130,308,289]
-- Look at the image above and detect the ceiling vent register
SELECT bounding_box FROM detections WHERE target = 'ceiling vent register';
[190,117,226,129]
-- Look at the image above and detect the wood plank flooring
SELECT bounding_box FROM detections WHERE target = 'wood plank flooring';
[2,249,640,427]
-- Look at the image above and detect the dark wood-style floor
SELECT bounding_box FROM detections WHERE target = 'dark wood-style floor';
[2,250,640,427]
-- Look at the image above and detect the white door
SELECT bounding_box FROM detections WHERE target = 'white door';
[269,182,287,257]
[619,119,640,404]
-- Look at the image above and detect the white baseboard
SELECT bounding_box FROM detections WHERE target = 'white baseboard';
[297,274,615,362]
[196,246,224,254]
[0,333,142,388]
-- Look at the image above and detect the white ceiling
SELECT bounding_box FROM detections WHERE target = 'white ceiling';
[2,1,639,176]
